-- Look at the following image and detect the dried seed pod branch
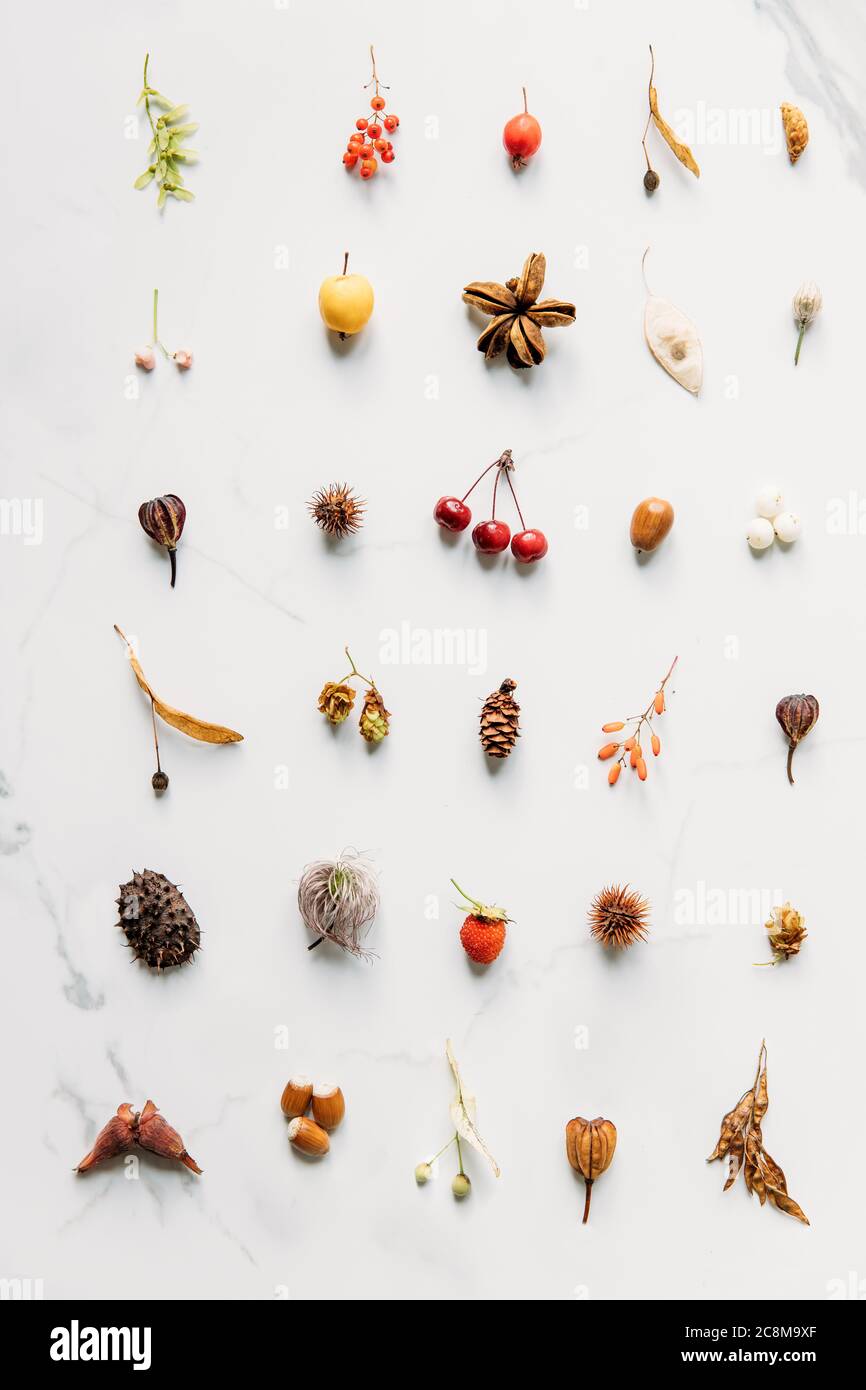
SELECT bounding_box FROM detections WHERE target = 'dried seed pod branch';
[598,655,677,785]
[707,1041,808,1224]
[134,54,198,207]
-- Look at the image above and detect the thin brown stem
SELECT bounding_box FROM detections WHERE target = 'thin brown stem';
[787,743,795,785]
[342,251,349,276]
[150,697,162,775]
[502,465,526,530]
[460,454,506,503]
[582,1179,593,1224]
[522,86,528,113]
[168,547,177,587]
[641,46,656,171]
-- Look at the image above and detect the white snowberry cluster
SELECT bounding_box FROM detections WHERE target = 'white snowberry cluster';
[746,487,801,550]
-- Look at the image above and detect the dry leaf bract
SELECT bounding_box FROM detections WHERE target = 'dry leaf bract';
[462,252,575,371]
[643,250,703,395]
[446,1039,500,1177]
[114,626,243,744]
[707,1041,809,1225]
[649,84,700,177]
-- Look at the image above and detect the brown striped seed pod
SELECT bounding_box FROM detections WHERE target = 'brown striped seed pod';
[138,494,187,588]
[565,1116,617,1223]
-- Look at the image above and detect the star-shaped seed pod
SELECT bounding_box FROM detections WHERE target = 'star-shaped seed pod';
[462,252,575,370]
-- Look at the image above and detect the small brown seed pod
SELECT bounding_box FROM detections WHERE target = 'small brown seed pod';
[775,694,819,785]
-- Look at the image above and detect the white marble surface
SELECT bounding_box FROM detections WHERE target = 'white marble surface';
[2,0,865,1301]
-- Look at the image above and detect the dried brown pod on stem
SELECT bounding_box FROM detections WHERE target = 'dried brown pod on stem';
[707,1041,808,1224]
[565,1116,617,1223]
[776,694,818,785]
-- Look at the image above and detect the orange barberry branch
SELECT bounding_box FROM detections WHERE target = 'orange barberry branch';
[597,656,678,786]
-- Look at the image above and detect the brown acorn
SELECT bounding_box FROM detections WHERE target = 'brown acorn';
[138,494,186,587]
[630,497,674,552]
[775,694,819,785]
[565,1116,617,1223]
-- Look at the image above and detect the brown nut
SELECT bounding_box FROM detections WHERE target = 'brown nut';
[280,1075,314,1118]
[287,1115,330,1157]
[630,497,674,552]
[311,1083,345,1131]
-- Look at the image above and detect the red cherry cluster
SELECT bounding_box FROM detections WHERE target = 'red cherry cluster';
[434,450,548,564]
[342,48,399,180]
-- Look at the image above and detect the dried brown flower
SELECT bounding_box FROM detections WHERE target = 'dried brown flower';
[318,681,356,724]
[462,253,575,370]
[757,901,807,966]
[588,885,650,949]
[707,1041,808,1224]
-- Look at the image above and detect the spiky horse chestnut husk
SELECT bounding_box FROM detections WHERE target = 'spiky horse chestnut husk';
[116,869,201,970]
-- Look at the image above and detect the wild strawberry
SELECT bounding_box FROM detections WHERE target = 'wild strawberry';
[451,880,509,965]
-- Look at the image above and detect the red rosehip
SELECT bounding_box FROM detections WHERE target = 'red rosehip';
[511,528,548,563]
[368,123,382,139]
[472,519,511,553]
[384,114,399,130]
[434,496,472,531]
[371,95,386,111]
[356,117,369,131]
[503,92,542,168]
[381,148,395,163]
[343,152,359,168]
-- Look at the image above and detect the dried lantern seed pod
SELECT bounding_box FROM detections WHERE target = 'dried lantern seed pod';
[565,1116,617,1223]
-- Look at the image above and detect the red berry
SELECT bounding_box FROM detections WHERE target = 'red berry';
[503,110,542,167]
[434,496,471,531]
[472,519,510,554]
[381,148,395,163]
[342,152,358,168]
[349,133,365,145]
[374,139,387,151]
[371,95,386,111]
[511,528,548,563]
[368,123,382,139]
[389,114,399,127]
[361,156,377,172]
[355,117,368,131]
[383,116,397,133]
[459,914,506,965]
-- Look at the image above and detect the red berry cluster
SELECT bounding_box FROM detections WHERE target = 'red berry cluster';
[342,50,399,180]
[434,450,548,564]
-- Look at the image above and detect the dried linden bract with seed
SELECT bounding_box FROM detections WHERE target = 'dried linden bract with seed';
[747,517,775,550]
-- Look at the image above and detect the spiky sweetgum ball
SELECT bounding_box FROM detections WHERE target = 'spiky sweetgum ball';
[460,914,506,964]
[587,884,650,949]
[116,869,201,970]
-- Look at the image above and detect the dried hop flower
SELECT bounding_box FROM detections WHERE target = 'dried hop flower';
[588,884,650,949]
[759,901,807,966]
[359,686,390,743]
[318,681,356,724]
[780,102,809,164]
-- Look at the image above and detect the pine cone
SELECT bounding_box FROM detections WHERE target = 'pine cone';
[318,681,356,724]
[117,870,200,970]
[359,686,390,743]
[780,103,809,163]
[480,678,520,758]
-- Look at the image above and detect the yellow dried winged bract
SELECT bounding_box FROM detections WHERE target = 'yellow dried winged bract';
[115,627,243,744]
[649,86,700,177]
